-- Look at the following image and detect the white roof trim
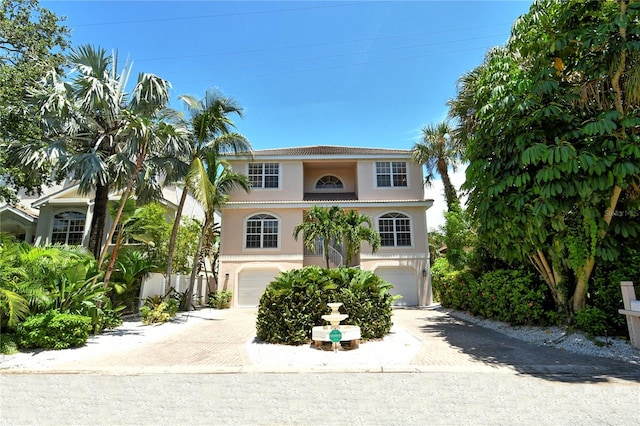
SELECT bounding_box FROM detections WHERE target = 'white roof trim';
[0,204,38,222]
[222,199,434,210]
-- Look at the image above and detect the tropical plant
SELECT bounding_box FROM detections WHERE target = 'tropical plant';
[182,152,250,310]
[256,266,394,345]
[340,209,381,267]
[450,0,640,316]
[139,295,178,325]
[293,206,345,269]
[165,89,252,290]
[412,121,463,211]
[208,289,232,309]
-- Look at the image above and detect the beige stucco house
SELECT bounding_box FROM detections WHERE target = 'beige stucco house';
[219,145,434,307]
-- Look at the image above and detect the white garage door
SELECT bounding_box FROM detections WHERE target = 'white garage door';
[238,269,280,307]
[375,267,418,306]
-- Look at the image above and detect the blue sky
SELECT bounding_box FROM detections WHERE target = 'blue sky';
[41,0,533,228]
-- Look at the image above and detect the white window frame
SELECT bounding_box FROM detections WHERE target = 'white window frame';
[315,175,344,190]
[377,212,413,248]
[244,213,280,250]
[374,161,408,188]
[247,162,280,189]
[51,210,86,245]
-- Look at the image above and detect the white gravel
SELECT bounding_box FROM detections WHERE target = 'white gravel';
[447,309,640,365]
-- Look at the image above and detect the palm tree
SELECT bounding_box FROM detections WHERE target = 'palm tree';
[98,75,191,286]
[182,152,250,310]
[6,45,132,259]
[293,206,345,269]
[165,90,252,291]
[412,121,463,211]
[341,210,381,267]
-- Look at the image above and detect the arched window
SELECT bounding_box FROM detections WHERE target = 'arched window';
[378,213,411,247]
[51,211,86,245]
[315,175,344,189]
[245,214,279,249]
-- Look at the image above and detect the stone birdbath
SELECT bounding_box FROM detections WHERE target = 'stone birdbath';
[311,302,361,350]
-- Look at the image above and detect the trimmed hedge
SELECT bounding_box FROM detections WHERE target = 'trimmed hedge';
[17,310,92,350]
[256,266,394,345]
[431,258,548,325]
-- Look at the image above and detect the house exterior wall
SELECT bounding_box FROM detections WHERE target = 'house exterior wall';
[219,146,434,307]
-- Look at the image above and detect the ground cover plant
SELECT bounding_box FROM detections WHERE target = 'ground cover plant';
[256,266,394,345]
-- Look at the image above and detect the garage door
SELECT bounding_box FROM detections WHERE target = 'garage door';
[238,269,280,307]
[375,267,418,306]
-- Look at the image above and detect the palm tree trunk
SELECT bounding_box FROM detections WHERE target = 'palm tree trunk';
[438,160,458,211]
[99,149,146,286]
[184,217,207,311]
[88,182,110,259]
[165,185,189,292]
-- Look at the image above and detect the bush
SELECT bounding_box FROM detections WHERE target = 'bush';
[139,295,179,325]
[17,310,92,350]
[431,257,478,311]
[574,306,609,336]
[1,333,19,354]
[432,258,549,326]
[256,267,394,345]
[208,290,232,309]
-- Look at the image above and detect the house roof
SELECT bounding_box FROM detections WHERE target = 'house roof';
[0,204,38,222]
[227,145,412,160]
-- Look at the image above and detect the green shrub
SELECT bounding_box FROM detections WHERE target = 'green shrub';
[0,333,19,354]
[256,267,394,345]
[208,290,232,309]
[432,258,548,326]
[471,269,547,325]
[431,257,478,311]
[139,295,179,325]
[574,306,609,336]
[17,310,92,350]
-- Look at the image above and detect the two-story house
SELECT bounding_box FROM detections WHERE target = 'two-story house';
[219,145,434,307]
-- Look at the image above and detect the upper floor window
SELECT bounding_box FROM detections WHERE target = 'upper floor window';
[378,213,412,247]
[376,161,407,188]
[248,162,279,189]
[51,211,85,245]
[316,175,344,189]
[245,214,279,249]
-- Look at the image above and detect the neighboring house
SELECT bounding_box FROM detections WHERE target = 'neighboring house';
[0,179,204,248]
[219,145,434,307]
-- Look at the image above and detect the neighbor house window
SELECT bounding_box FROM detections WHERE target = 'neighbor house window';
[248,162,279,188]
[51,211,86,245]
[378,213,412,247]
[316,175,343,189]
[245,214,279,248]
[376,161,407,187]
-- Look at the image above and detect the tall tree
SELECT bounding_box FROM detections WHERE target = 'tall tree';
[412,121,463,211]
[5,45,132,258]
[99,76,190,286]
[182,152,250,310]
[0,0,69,203]
[453,0,640,316]
[165,90,251,290]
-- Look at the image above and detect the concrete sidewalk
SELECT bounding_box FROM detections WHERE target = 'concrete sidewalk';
[2,306,639,380]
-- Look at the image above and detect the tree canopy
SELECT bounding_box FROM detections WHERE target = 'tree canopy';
[0,0,69,203]
[451,0,640,315]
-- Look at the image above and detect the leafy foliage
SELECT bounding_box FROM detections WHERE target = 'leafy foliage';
[208,290,232,309]
[17,310,91,350]
[139,295,178,325]
[0,0,69,203]
[431,258,551,326]
[450,0,640,314]
[256,267,393,345]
